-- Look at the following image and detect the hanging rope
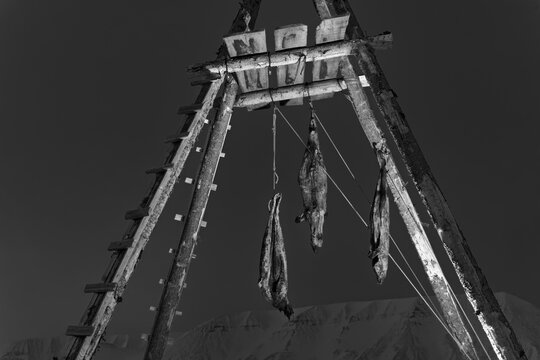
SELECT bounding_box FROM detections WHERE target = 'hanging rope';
[272,106,279,190]
[274,106,484,360]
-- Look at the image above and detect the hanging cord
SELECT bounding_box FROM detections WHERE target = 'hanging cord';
[272,106,279,190]
[308,108,489,360]
[267,52,279,190]
[274,106,480,360]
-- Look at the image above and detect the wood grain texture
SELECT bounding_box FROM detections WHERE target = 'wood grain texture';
[274,24,308,105]
[223,30,268,93]
[312,14,349,101]
[144,75,238,360]
[317,1,527,359]
[64,2,263,360]
[311,2,479,359]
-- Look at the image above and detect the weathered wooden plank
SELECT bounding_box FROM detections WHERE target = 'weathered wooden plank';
[145,164,173,175]
[310,3,478,360]
[124,207,149,220]
[107,239,134,251]
[318,1,527,359]
[84,283,117,294]
[274,24,308,106]
[189,38,376,75]
[177,103,203,115]
[223,30,268,93]
[312,14,349,101]
[66,326,94,337]
[65,3,263,360]
[144,74,238,360]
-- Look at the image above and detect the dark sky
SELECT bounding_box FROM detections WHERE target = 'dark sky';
[1,0,540,347]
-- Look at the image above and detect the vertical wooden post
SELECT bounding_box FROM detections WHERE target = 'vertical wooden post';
[321,1,527,359]
[144,75,238,360]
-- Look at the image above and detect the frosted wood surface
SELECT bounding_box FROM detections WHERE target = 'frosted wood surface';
[312,15,349,100]
[223,30,268,93]
[274,24,307,106]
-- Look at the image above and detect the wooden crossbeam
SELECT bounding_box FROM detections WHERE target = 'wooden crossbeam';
[274,24,308,105]
[233,77,369,108]
[188,38,387,75]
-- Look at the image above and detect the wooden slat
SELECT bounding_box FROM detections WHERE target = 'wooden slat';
[84,283,117,294]
[124,207,149,220]
[145,164,173,175]
[223,30,268,94]
[177,103,203,115]
[312,14,349,101]
[107,239,134,251]
[274,24,308,106]
[66,325,94,337]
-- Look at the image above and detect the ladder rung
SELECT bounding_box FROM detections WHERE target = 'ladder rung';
[84,282,117,294]
[125,207,149,220]
[145,163,173,175]
[164,132,191,144]
[190,73,221,86]
[107,238,134,251]
[66,325,94,337]
[177,103,203,115]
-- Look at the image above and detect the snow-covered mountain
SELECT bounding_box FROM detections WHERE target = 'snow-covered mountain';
[2,293,539,360]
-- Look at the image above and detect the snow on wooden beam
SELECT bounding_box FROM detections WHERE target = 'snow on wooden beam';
[188,38,383,75]
[233,76,369,108]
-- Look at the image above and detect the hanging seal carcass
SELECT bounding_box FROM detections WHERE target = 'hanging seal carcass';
[368,148,391,284]
[296,112,328,251]
[258,193,294,319]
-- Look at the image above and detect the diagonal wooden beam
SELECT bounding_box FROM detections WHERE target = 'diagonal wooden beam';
[64,2,262,360]
[144,74,238,360]
[320,1,527,359]
[311,2,479,359]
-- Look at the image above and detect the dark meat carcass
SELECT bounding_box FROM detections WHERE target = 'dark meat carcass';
[368,150,391,284]
[296,113,328,251]
[258,193,294,319]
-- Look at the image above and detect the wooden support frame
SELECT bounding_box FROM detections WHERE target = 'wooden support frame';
[314,1,527,359]
[63,2,262,360]
[144,74,238,360]
[188,38,383,75]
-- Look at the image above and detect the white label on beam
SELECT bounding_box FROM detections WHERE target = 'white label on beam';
[227,124,232,130]
[175,311,183,316]
[185,177,193,184]
[158,278,164,285]
[359,75,369,87]
[220,152,225,158]
[141,334,148,341]
[196,147,202,152]
[191,253,197,259]
[149,306,157,312]
[200,221,207,228]
[174,214,184,222]
[168,248,175,254]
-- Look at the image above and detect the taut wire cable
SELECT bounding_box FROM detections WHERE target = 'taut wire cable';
[274,106,482,360]
[312,106,489,360]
